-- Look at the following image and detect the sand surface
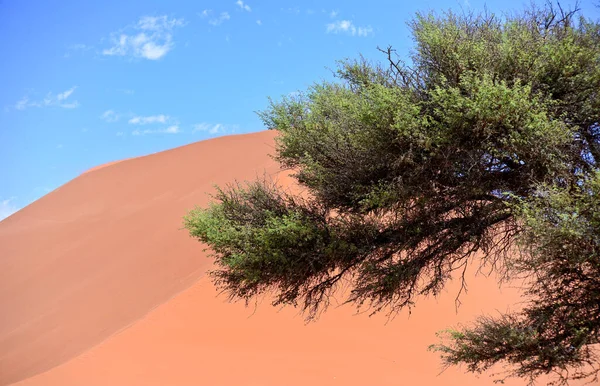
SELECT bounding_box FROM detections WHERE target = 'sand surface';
[0,131,584,385]
[0,132,279,385]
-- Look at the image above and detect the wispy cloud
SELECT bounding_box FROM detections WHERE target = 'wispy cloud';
[101,109,120,122]
[128,114,170,125]
[326,20,373,37]
[200,10,231,26]
[14,87,79,110]
[15,97,29,111]
[0,198,18,221]
[103,15,185,60]
[329,10,338,18]
[193,123,224,134]
[164,125,180,133]
[256,19,262,25]
[132,125,180,135]
[211,12,231,26]
[57,88,75,101]
[236,0,251,12]
[193,122,239,135]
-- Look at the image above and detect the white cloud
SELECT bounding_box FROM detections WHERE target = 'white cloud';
[193,123,223,134]
[357,26,373,37]
[15,97,29,110]
[326,20,373,37]
[141,39,170,59]
[236,0,251,12]
[103,15,185,60]
[101,110,120,122]
[138,15,184,31]
[0,198,18,221]
[131,125,180,135]
[256,19,262,25]
[192,122,239,135]
[128,114,170,125]
[209,12,230,26]
[200,9,211,17]
[57,87,75,101]
[41,87,79,107]
[164,125,180,134]
[329,10,338,18]
[14,87,79,110]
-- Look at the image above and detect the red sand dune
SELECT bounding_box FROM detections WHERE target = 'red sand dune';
[0,131,583,385]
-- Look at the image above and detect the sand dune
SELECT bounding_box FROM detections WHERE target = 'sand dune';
[0,131,582,385]
[0,131,279,385]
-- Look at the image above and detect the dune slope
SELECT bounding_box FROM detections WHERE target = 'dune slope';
[0,131,279,385]
[1,130,585,386]
[14,274,528,386]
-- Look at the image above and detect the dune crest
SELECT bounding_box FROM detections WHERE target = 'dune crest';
[81,159,131,175]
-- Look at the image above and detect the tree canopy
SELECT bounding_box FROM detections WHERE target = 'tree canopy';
[184,3,600,384]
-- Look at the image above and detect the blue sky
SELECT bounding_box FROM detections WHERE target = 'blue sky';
[1,0,598,220]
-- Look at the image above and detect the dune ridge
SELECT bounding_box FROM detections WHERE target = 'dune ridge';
[81,159,131,175]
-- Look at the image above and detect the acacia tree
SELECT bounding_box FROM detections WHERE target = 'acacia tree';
[184,3,600,384]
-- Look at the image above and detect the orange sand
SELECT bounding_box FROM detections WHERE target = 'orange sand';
[0,131,583,385]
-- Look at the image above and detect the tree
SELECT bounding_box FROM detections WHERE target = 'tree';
[184,3,600,384]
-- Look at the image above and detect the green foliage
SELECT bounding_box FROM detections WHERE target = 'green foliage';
[184,180,381,316]
[185,2,600,384]
[431,172,600,384]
